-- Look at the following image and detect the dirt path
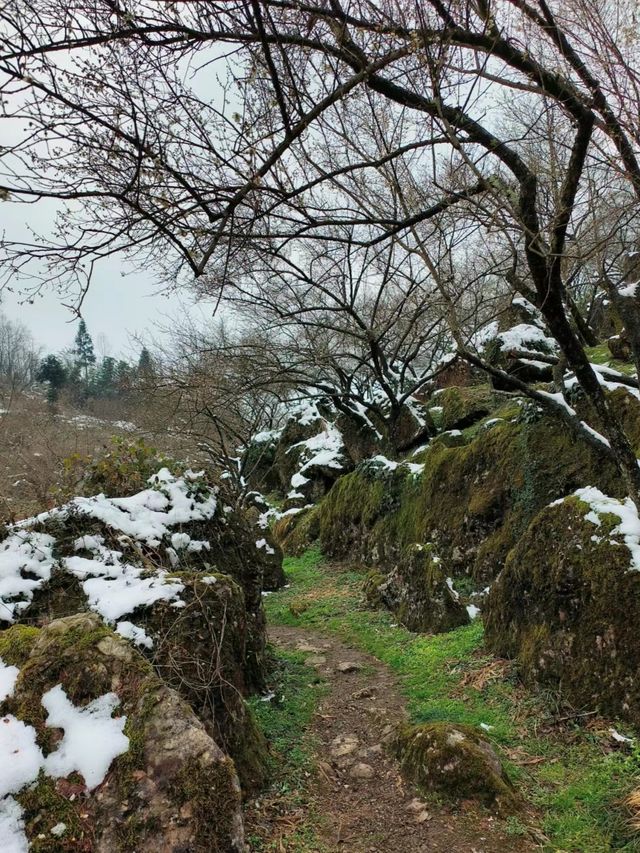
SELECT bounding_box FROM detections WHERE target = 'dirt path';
[266,624,537,853]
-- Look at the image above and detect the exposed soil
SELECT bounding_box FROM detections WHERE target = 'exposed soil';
[252,624,538,852]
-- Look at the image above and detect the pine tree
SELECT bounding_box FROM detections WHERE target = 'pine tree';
[96,356,116,397]
[115,360,132,392]
[137,347,154,378]
[36,355,67,403]
[73,320,96,377]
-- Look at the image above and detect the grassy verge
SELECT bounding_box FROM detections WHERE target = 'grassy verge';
[264,548,640,852]
[245,648,329,851]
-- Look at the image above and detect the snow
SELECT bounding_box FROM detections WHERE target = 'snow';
[255,538,275,555]
[171,532,191,550]
[568,487,640,571]
[0,715,43,798]
[466,604,481,619]
[251,428,283,444]
[564,365,640,401]
[72,468,216,547]
[285,398,322,426]
[472,321,499,350]
[51,823,67,837]
[0,532,56,623]
[288,423,345,490]
[2,471,215,626]
[512,296,538,314]
[368,455,424,476]
[0,658,19,703]
[0,798,28,853]
[610,727,634,744]
[538,391,611,448]
[497,323,557,354]
[116,621,154,649]
[445,577,460,601]
[65,548,184,624]
[619,280,639,298]
[42,685,129,790]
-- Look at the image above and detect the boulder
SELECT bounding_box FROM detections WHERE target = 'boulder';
[608,331,633,362]
[273,506,321,555]
[485,494,640,726]
[392,722,518,813]
[0,469,274,793]
[0,613,246,852]
[364,544,470,633]
[435,385,501,432]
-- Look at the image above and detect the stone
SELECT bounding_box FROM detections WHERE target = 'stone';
[371,543,470,634]
[305,654,327,666]
[330,734,360,758]
[336,661,361,673]
[393,722,518,813]
[352,686,375,699]
[349,762,375,780]
[485,495,640,727]
[1,614,246,852]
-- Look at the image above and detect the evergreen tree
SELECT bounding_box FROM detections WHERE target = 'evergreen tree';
[36,355,67,403]
[73,320,96,377]
[115,360,132,391]
[96,356,116,396]
[137,347,154,378]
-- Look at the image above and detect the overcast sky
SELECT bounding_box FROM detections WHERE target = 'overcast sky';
[0,200,204,359]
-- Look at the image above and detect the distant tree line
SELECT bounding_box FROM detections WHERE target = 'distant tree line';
[36,320,154,405]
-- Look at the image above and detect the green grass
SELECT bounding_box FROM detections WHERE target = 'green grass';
[246,646,329,851]
[264,549,640,852]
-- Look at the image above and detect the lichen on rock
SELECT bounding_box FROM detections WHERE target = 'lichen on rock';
[392,722,518,813]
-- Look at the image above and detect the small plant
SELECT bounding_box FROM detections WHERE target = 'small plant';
[57,437,180,500]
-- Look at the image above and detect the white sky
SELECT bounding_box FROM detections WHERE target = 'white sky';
[0,44,232,360]
[0,200,201,359]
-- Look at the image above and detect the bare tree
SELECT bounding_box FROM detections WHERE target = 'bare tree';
[3,1,640,496]
[0,313,40,397]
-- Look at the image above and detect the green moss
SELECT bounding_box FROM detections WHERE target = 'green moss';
[485,498,640,726]
[586,344,636,376]
[393,722,518,812]
[435,384,498,431]
[170,756,241,853]
[316,408,623,586]
[17,774,86,851]
[0,624,39,666]
[277,505,322,555]
[362,569,386,607]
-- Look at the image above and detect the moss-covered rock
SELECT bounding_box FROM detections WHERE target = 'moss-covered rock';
[317,411,622,587]
[2,613,246,852]
[392,722,518,813]
[273,506,321,555]
[485,497,640,725]
[139,571,269,791]
[435,385,503,432]
[369,545,470,633]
